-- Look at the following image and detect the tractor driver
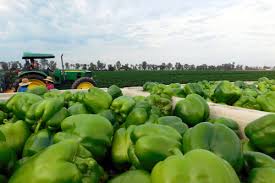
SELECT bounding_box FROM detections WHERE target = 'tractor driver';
[44,76,55,90]
[29,59,39,70]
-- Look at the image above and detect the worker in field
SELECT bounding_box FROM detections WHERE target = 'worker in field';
[44,76,55,90]
[18,78,31,92]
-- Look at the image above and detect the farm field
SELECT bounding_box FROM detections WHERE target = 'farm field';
[93,70,275,87]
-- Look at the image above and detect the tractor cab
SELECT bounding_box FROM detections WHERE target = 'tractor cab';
[22,52,55,72]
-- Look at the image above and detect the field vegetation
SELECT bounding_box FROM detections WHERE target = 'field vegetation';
[94,70,275,87]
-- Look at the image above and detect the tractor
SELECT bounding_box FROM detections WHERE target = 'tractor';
[12,52,96,91]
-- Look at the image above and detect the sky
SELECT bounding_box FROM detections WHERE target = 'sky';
[0,0,275,66]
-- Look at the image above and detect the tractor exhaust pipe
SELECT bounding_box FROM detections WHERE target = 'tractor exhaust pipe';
[61,54,65,80]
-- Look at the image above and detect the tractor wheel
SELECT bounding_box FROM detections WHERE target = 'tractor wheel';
[71,77,96,89]
[14,74,46,91]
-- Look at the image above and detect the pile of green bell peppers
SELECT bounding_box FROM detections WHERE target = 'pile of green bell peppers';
[0,83,274,182]
[142,77,275,113]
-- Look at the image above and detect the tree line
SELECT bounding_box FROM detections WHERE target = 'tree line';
[64,61,274,71]
[0,60,274,71]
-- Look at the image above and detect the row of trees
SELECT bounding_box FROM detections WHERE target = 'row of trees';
[64,61,274,71]
[0,60,274,71]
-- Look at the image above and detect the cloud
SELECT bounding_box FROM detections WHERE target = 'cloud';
[0,0,274,66]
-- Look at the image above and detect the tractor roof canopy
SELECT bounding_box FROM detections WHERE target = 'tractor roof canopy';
[22,52,55,59]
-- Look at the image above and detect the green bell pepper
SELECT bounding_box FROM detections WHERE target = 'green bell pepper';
[206,82,220,99]
[256,91,275,112]
[234,80,247,89]
[245,114,275,155]
[108,85,122,99]
[0,130,17,175]
[43,90,70,106]
[257,82,269,94]
[70,91,85,103]
[169,83,181,88]
[124,107,149,127]
[174,94,209,126]
[43,90,72,107]
[46,107,69,130]
[0,120,30,155]
[242,88,258,98]
[108,170,151,183]
[6,93,42,120]
[83,87,112,114]
[151,149,240,183]
[247,168,275,183]
[182,122,243,171]
[156,116,188,135]
[171,88,186,98]
[163,86,185,98]
[164,83,185,97]
[146,112,160,124]
[128,123,182,170]
[184,83,206,98]
[143,82,158,92]
[271,85,275,91]
[212,81,241,105]
[98,109,116,125]
[25,97,64,132]
[53,114,113,161]
[233,95,261,110]
[43,89,61,98]
[146,105,162,123]
[111,126,135,169]
[124,101,152,128]
[209,117,241,137]
[9,140,106,183]
[135,100,152,110]
[62,90,73,103]
[198,80,211,89]
[133,96,146,102]
[22,129,53,157]
[244,151,275,172]
[111,96,136,123]
[68,102,88,115]
[146,94,172,116]
[150,84,166,95]
[197,80,216,99]
[27,86,48,96]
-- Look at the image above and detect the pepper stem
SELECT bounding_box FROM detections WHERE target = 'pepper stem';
[34,119,43,133]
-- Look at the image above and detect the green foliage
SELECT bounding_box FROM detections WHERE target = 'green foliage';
[93,70,275,88]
